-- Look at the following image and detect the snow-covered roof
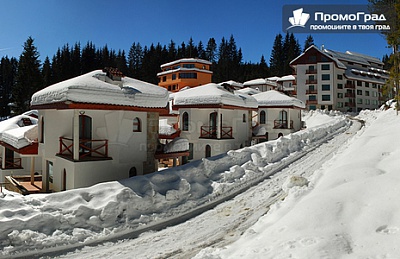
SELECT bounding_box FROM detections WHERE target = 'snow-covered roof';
[173,83,258,109]
[277,75,295,82]
[2,124,37,149]
[159,119,177,136]
[219,80,244,89]
[0,114,38,140]
[157,67,213,77]
[253,90,305,108]
[31,70,169,109]
[236,87,261,96]
[290,45,347,70]
[163,137,189,153]
[160,58,212,68]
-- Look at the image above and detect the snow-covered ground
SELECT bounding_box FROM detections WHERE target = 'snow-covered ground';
[0,106,398,258]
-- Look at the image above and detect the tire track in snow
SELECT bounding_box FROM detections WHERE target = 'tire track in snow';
[55,119,362,259]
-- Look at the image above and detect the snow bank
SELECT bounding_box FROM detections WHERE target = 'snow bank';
[0,111,349,256]
[200,108,400,258]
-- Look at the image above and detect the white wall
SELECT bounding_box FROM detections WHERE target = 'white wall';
[179,108,252,161]
[39,109,150,191]
[258,107,302,140]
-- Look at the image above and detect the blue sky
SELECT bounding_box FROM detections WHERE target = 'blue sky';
[0,0,391,64]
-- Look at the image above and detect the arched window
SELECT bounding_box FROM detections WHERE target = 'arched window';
[278,132,283,138]
[133,117,141,132]
[40,116,44,143]
[242,113,246,123]
[260,110,266,124]
[205,145,211,158]
[129,167,137,177]
[182,112,189,131]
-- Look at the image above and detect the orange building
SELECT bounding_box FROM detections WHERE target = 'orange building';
[157,58,213,92]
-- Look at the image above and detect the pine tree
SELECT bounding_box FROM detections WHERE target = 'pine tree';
[0,56,18,117]
[42,56,52,87]
[303,35,314,52]
[13,36,42,114]
[197,41,206,59]
[270,34,284,76]
[205,38,217,63]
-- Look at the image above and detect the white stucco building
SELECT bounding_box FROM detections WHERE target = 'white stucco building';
[172,83,257,161]
[252,90,305,142]
[30,69,168,192]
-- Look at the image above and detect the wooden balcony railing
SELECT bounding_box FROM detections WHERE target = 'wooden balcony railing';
[345,92,355,98]
[345,83,355,89]
[345,102,356,107]
[58,137,109,160]
[200,126,233,139]
[306,89,318,95]
[306,79,317,84]
[306,100,318,105]
[0,158,22,169]
[273,120,294,129]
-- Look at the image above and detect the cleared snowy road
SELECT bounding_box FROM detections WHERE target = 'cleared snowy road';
[57,119,361,259]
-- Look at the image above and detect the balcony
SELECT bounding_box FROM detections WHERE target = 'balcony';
[306,79,317,84]
[345,102,356,107]
[57,137,111,161]
[306,69,317,74]
[306,89,318,95]
[306,100,318,105]
[345,83,355,89]
[200,126,233,139]
[345,93,355,98]
[273,120,294,129]
[0,158,22,170]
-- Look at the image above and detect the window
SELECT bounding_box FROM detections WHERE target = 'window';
[260,110,266,124]
[179,73,197,79]
[337,102,344,108]
[357,81,362,86]
[242,114,246,123]
[47,161,54,184]
[338,93,343,98]
[321,74,330,80]
[365,99,370,105]
[372,83,377,88]
[321,64,330,70]
[308,65,315,71]
[357,98,363,104]
[357,90,363,95]
[183,64,195,68]
[182,112,189,131]
[337,83,343,89]
[322,95,331,101]
[163,76,166,82]
[322,84,330,91]
[205,145,211,158]
[337,74,343,80]
[40,116,44,143]
[309,95,317,101]
[172,74,176,80]
[365,91,370,96]
[365,82,369,87]
[133,117,141,132]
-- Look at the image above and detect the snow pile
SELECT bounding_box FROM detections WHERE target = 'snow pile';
[253,90,305,108]
[1,124,37,149]
[198,107,400,258]
[0,111,349,256]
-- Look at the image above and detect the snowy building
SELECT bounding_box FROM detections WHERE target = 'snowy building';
[252,90,305,142]
[172,83,258,161]
[290,45,388,112]
[243,78,277,92]
[30,69,169,192]
[157,58,213,92]
[0,113,42,193]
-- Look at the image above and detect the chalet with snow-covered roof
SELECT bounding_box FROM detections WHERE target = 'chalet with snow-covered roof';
[172,83,257,161]
[157,58,213,92]
[290,45,388,112]
[252,90,305,142]
[243,78,277,92]
[0,113,41,187]
[30,68,169,192]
